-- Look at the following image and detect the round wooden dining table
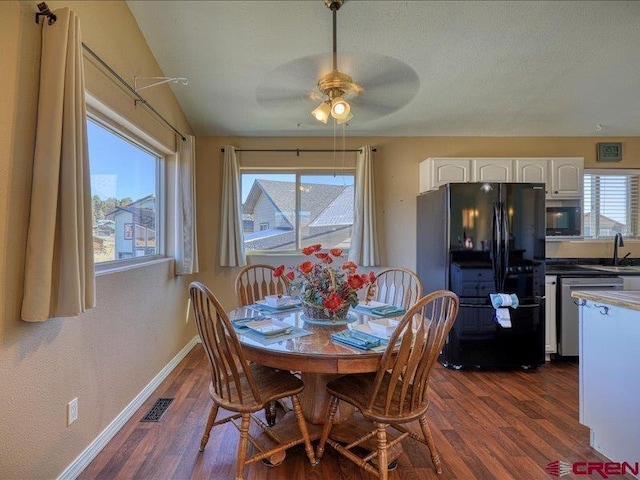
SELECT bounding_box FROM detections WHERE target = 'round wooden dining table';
[229,305,395,425]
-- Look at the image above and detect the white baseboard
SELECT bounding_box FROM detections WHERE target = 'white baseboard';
[58,336,201,480]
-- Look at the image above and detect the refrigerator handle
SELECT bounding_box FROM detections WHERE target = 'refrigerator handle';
[492,201,501,292]
[500,203,509,291]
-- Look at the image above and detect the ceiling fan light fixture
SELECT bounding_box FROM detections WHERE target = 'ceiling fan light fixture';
[311,101,331,123]
[335,112,352,125]
[331,96,350,119]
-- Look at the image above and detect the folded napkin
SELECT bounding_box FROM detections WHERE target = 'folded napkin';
[331,330,382,350]
[370,305,406,317]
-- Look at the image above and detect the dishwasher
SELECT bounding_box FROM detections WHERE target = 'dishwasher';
[559,276,623,357]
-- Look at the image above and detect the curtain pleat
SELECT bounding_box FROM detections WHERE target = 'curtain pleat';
[218,145,246,267]
[22,8,95,321]
[349,145,380,266]
[175,135,199,275]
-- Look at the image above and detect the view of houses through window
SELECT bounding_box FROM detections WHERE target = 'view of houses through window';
[583,172,640,238]
[87,119,161,263]
[241,172,355,252]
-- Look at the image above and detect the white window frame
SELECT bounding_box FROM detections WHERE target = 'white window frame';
[240,167,356,255]
[86,98,168,273]
[583,169,640,239]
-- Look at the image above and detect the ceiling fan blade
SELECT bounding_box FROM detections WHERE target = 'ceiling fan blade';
[255,51,420,123]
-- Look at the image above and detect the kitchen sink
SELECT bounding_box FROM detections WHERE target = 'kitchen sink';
[579,265,640,273]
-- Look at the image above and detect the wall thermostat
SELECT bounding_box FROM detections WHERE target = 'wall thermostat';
[597,143,622,162]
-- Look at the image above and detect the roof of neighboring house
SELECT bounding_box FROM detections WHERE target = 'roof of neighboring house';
[309,186,354,227]
[106,195,156,228]
[583,212,625,228]
[243,179,351,227]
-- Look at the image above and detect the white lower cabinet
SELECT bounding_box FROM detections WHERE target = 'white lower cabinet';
[579,299,640,468]
[544,275,557,356]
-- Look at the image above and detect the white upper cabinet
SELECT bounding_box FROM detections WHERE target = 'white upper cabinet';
[549,158,583,198]
[515,159,547,186]
[419,157,583,199]
[473,159,512,183]
[420,158,472,192]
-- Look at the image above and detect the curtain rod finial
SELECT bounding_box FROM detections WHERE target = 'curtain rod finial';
[35,2,56,24]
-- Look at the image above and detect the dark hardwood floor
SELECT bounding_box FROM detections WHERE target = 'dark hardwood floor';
[79,345,629,479]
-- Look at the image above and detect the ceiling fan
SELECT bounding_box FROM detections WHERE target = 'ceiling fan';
[255,0,419,128]
[310,0,361,124]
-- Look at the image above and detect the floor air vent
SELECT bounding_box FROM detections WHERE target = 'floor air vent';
[141,398,174,422]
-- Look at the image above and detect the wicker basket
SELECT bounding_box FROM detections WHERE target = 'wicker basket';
[301,299,350,322]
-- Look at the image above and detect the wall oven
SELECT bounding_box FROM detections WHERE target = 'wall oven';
[546,201,582,237]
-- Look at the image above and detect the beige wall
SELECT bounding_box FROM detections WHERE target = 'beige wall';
[3,1,640,478]
[0,2,197,478]
[196,136,640,301]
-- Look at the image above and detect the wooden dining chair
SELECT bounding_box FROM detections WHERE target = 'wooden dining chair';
[315,290,459,479]
[367,267,423,310]
[235,264,289,307]
[189,282,316,480]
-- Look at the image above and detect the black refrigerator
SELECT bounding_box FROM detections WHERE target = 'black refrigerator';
[417,183,546,369]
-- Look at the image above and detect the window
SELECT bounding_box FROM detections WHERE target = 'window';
[241,172,355,252]
[87,118,163,265]
[583,171,640,238]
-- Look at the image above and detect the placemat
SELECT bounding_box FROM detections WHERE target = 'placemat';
[233,325,313,345]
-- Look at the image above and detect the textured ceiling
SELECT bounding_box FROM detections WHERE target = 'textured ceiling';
[126,0,640,137]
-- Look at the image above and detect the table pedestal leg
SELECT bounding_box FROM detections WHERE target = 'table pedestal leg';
[299,373,355,425]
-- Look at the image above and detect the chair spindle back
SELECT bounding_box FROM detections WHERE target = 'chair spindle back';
[368,290,459,416]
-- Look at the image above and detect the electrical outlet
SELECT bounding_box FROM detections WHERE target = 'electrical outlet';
[67,398,78,426]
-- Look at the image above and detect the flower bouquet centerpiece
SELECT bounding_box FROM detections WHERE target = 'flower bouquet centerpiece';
[273,244,375,322]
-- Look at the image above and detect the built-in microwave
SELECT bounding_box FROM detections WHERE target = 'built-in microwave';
[546,200,582,237]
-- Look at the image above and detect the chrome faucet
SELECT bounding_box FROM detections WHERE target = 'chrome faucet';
[613,233,625,266]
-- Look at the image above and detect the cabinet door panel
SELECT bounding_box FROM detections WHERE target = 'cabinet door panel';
[473,159,512,183]
[550,159,583,197]
[515,159,547,185]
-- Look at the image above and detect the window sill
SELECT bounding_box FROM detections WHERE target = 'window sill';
[95,256,172,277]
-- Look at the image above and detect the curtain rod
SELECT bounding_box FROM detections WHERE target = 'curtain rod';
[34,3,187,142]
[81,44,187,142]
[221,148,376,156]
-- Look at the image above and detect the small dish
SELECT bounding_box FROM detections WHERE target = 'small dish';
[367,318,400,337]
[255,298,300,310]
[245,318,292,336]
[264,294,291,307]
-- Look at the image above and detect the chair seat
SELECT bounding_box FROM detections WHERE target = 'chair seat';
[211,363,304,413]
[326,372,428,424]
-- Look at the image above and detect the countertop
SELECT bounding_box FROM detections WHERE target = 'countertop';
[571,290,640,311]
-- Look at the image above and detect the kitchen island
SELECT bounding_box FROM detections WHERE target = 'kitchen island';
[572,290,640,478]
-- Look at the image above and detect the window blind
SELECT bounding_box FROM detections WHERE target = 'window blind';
[583,172,640,238]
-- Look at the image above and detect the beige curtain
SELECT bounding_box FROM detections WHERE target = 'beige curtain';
[219,145,246,267]
[349,145,380,266]
[22,8,95,321]
[175,135,199,275]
